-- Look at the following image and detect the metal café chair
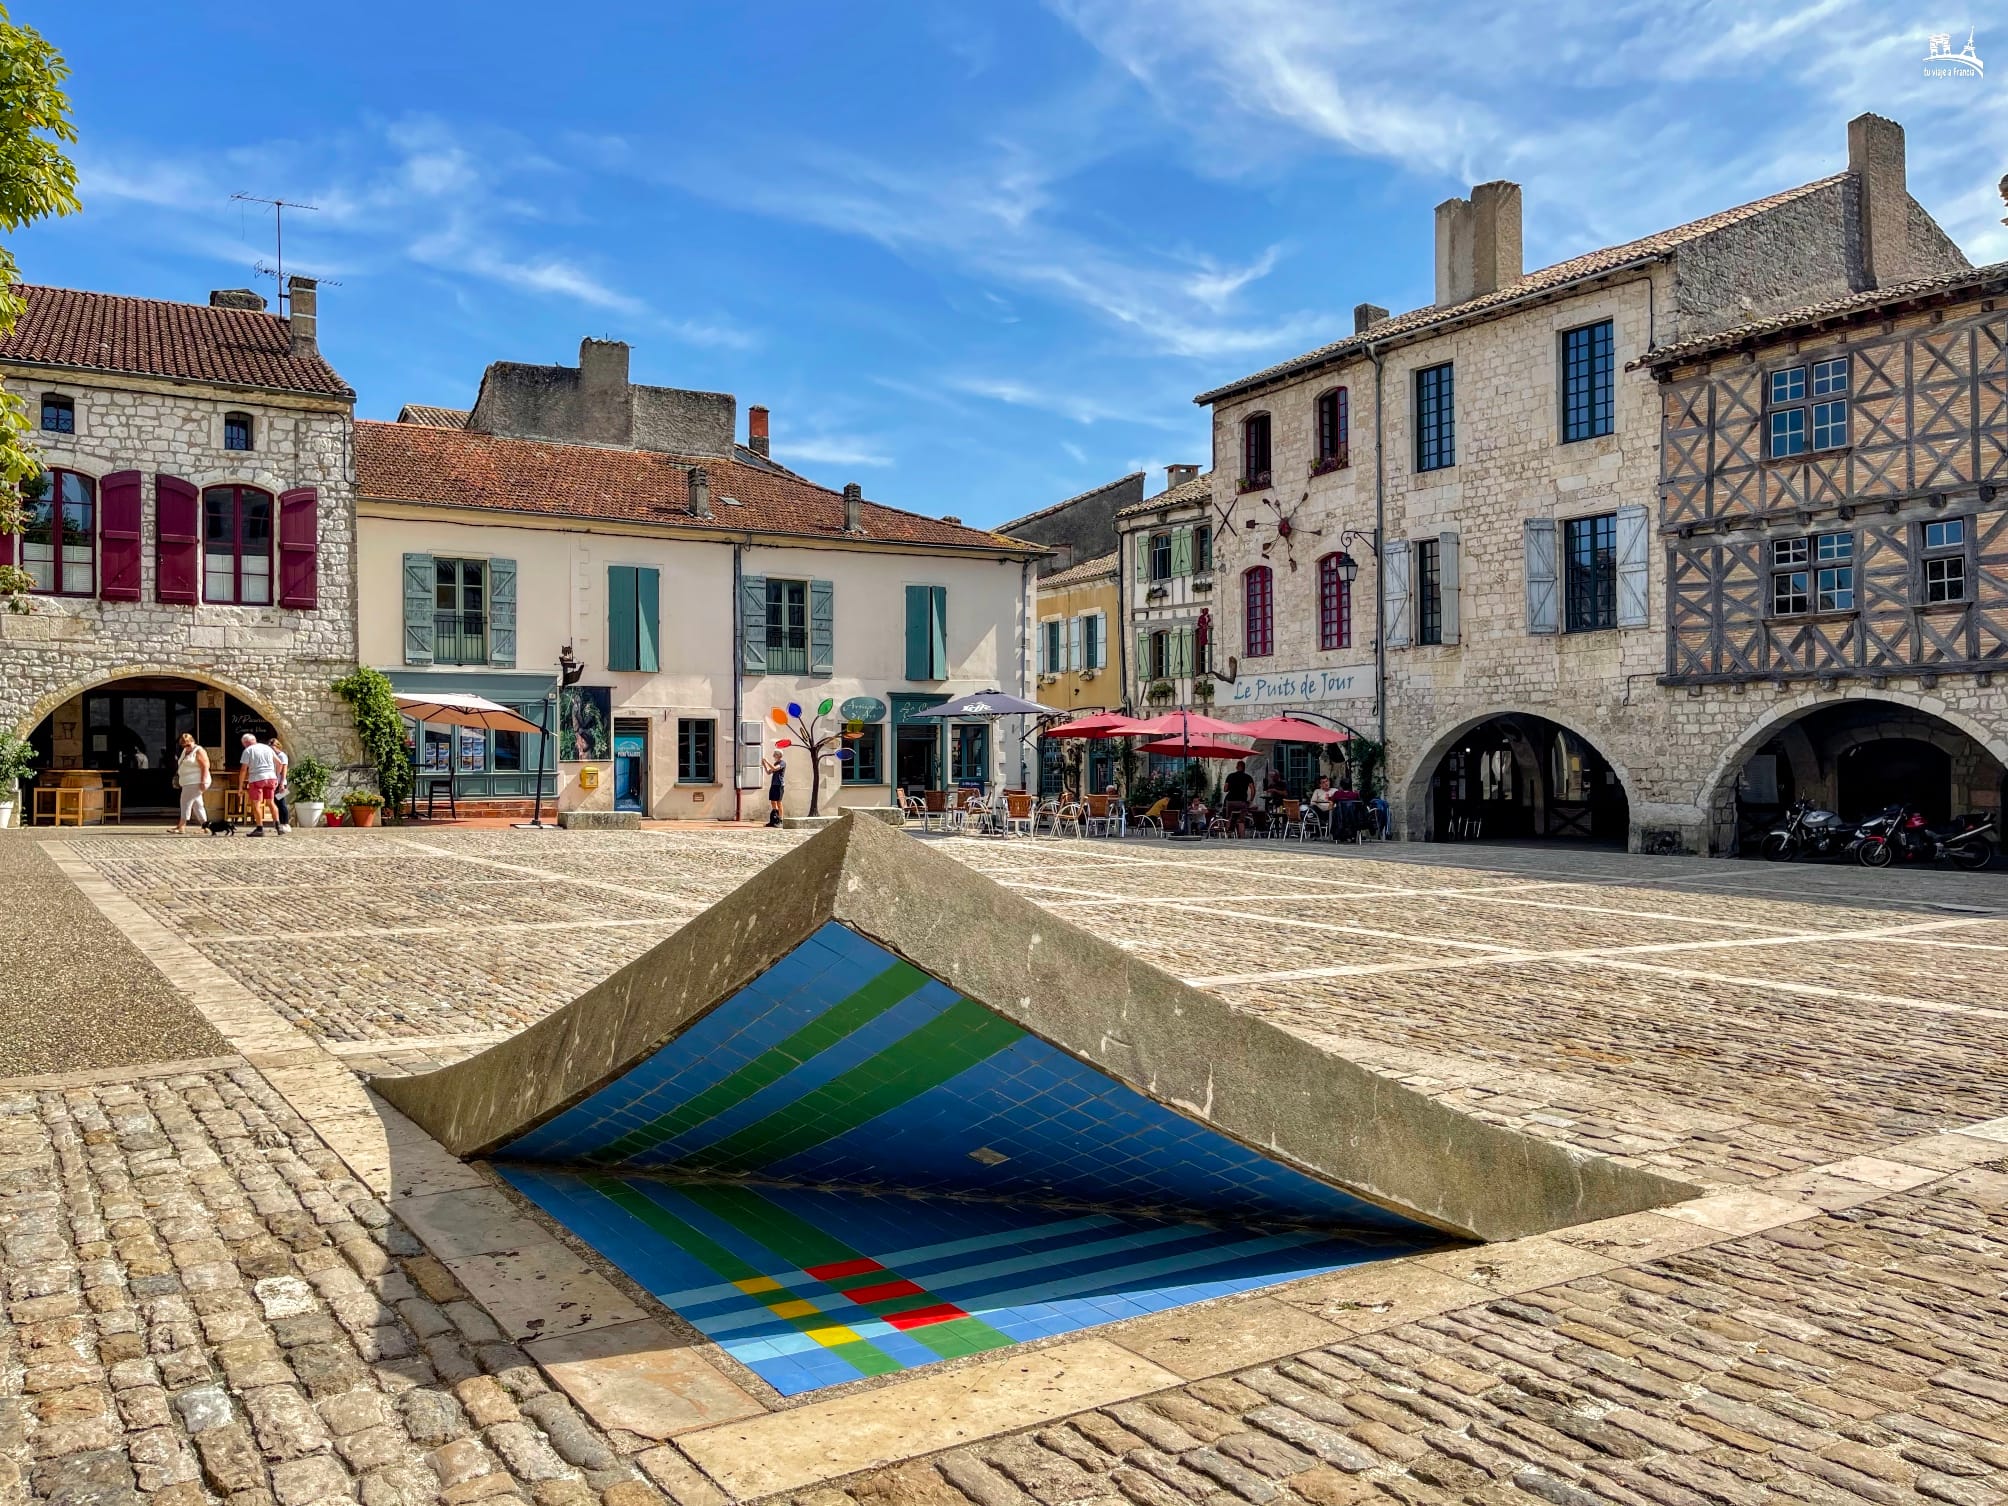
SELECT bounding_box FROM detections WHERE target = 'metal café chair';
[1004,792,1037,837]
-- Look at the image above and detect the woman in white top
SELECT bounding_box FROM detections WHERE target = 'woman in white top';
[174,732,211,834]
[269,735,293,834]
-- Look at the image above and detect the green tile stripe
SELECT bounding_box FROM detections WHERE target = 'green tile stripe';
[590,958,932,1163]
[586,1176,906,1378]
[675,1184,1015,1362]
[674,1001,1026,1177]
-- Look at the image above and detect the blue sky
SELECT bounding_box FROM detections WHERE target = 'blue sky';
[14,2,2007,528]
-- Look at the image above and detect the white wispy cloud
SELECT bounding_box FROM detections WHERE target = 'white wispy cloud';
[779,435,896,469]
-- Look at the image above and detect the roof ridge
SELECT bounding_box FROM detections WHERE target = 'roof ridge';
[999,471,1147,531]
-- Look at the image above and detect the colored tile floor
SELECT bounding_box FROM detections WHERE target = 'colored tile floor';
[498,1168,1434,1395]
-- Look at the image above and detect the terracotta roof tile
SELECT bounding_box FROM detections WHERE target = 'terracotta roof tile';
[1117,472,1213,519]
[1640,260,2008,368]
[355,420,1039,554]
[0,284,352,397]
[397,403,470,427]
[1040,550,1119,588]
[1195,175,1847,404]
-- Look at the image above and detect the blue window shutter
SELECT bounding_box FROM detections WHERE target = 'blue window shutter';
[905,584,929,680]
[741,574,767,674]
[607,566,638,672]
[636,566,660,673]
[930,585,948,679]
[402,553,435,666]
[488,557,517,667]
[809,578,834,675]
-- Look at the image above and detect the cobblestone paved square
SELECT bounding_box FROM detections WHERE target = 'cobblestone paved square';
[5,825,2007,1506]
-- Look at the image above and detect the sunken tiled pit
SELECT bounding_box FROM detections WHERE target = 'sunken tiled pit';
[379,816,1692,1397]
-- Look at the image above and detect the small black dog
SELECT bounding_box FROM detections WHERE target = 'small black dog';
[204,817,239,837]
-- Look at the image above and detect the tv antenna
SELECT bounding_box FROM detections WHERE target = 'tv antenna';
[231,192,318,310]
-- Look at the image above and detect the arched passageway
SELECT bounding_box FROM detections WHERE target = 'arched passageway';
[24,674,282,816]
[1420,713,1630,845]
[1713,697,2007,853]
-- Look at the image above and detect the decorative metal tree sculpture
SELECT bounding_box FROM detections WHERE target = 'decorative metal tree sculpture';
[769,698,857,817]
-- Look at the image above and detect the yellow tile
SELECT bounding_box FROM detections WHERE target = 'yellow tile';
[768,1298,822,1320]
[806,1324,862,1346]
[734,1277,782,1295]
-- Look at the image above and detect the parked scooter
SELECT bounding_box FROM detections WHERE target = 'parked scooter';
[1759,798,1854,862]
[1855,805,1995,870]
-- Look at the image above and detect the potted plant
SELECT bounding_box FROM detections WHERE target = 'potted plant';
[340,790,386,828]
[1192,675,1216,705]
[1146,678,1174,706]
[289,756,334,829]
[0,733,35,828]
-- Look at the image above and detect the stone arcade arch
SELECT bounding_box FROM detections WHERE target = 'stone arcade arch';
[11,662,297,745]
[1699,689,2008,854]
[1402,707,1635,846]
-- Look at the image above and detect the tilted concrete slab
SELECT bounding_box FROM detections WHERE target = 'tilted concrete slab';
[378,813,1694,1242]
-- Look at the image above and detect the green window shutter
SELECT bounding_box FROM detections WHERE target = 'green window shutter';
[740,574,767,674]
[402,552,435,666]
[1084,613,1101,670]
[905,585,929,680]
[1136,629,1149,681]
[488,557,517,667]
[607,565,638,672]
[809,578,834,675]
[1171,528,1193,576]
[1135,539,1149,584]
[636,566,660,673]
[929,585,948,679]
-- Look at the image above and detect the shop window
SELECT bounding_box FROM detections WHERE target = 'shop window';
[843,724,883,784]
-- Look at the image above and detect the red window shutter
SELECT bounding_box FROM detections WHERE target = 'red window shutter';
[0,520,12,568]
[278,487,318,609]
[98,470,144,601]
[156,473,200,604]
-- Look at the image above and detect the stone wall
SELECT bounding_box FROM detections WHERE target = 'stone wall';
[468,340,736,459]
[1005,474,1141,577]
[0,369,359,765]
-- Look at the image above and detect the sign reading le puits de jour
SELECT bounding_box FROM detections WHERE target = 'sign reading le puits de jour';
[1227,668,1370,706]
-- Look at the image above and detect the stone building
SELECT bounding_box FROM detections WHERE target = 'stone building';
[1114,466,1211,712]
[1194,113,1974,849]
[999,472,1141,578]
[1646,259,2008,851]
[0,280,358,818]
[356,340,1044,819]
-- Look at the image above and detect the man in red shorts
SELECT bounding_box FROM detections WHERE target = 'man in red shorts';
[240,733,282,836]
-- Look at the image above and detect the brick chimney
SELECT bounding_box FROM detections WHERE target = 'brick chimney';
[689,466,713,519]
[748,405,771,457]
[1849,113,1912,289]
[1353,303,1389,334]
[1434,182,1521,306]
[286,277,317,356]
[211,288,267,311]
[843,482,865,534]
[1165,463,1201,491]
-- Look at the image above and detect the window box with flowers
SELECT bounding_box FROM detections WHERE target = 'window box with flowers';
[1192,675,1215,704]
[1310,449,1350,478]
[1236,474,1272,494]
[1145,583,1168,602]
[1192,570,1214,593]
[1146,678,1174,705]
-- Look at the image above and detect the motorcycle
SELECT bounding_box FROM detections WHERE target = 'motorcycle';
[1759,798,1853,862]
[1855,805,1995,870]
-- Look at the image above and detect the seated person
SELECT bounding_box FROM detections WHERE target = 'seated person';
[1184,795,1210,834]
[1307,775,1335,831]
[1262,765,1289,811]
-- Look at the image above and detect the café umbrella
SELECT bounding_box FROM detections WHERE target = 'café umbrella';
[1041,712,1145,739]
[392,693,546,816]
[910,689,1063,719]
[1232,715,1351,745]
[1126,709,1247,739]
[1136,737,1258,760]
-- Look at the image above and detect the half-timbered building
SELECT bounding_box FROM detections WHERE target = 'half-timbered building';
[1646,259,2008,850]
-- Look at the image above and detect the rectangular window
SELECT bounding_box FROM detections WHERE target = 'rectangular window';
[1564,513,1618,632]
[1193,523,1212,572]
[766,578,809,673]
[1771,535,1809,615]
[1083,612,1103,670]
[1314,388,1349,470]
[1415,363,1455,472]
[952,723,988,782]
[1149,630,1169,680]
[1560,321,1614,443]
[223,413,253,452]
[904,584,949,680]
[493,729,523,771]
[843,724,883,784]
[1768,530,1855,616]
[677,719,715,783]
[1767,358,1848,458]
[1921,516,1969,604]
[1242,414,1272,488]
[201,485,272,605]
[433,558,488,665]
[1149,532,1172,581]
[1244,566,1274,658]
[1041,619,1062,674]
[457,728,486,773]
[40,396,73,433]
[1415,537,1442,644]
[21,470,95,595]
[1815,532,1854,612]
[1318,554,1352,650]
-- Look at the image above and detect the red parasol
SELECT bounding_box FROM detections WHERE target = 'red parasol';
[1137,738,1258,759]
[1042,712,1146,739]
[1232,716,1351,745]
[1126,710,1247,738]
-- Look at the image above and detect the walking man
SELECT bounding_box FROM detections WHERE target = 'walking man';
[762,747,786,828]
[240,733,282,836]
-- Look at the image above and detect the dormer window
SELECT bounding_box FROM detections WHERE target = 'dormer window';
[224,412,254,451]
[40,395,73,433]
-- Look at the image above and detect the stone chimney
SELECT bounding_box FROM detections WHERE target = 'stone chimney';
[580,338,629,402]
[1849,113,1912,289]
[211,288,267,311]
[689,466,712,519]
[1353,303,1389,334]
[748,405,771,457]
[1165,463,1201,491]
[1434,181,1522,306]
[842,482,865,534]
[286,277,317,356]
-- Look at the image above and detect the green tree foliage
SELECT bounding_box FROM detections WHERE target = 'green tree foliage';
[332,667,413,814]
[0,8,80,608]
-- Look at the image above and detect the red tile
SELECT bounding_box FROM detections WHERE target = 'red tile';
[804,1257,884,1282]
[883,1302,969,1331]
[845,1278,926,1305]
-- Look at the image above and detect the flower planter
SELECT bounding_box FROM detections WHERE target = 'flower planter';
[294,801,325,830]
[0,800,13,830]
[346,805,381,828]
